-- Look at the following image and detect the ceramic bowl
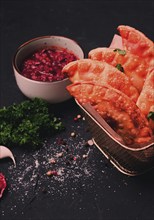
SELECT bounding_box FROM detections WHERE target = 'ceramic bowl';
[12,36,84,103]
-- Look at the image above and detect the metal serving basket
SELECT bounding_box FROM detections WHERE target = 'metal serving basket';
[76,100,154,176]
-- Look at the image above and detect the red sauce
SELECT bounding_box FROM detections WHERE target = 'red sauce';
[20,47,78,82]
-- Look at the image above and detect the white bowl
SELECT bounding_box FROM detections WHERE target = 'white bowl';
[12,36,84,103]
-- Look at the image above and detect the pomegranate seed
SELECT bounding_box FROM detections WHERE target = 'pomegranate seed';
[46,170,58,176]
[73,117,78,122]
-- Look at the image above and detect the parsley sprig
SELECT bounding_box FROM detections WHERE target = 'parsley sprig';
[113,48,126,55]
[115,63,125,73]
[147,111,154,121]
[0,98,64,148]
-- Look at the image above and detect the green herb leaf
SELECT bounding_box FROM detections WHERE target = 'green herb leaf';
[147,111,154,121]
[113,48,126,55]
[115,64,125,73]
[0,98,64,148]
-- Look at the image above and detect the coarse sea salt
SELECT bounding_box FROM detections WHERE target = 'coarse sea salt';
[1,114,116,219]
[5,130,95,210]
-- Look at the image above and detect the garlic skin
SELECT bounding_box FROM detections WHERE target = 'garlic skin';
[0,146,16,166]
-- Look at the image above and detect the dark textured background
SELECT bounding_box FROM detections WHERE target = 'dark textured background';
[0,1,154,220]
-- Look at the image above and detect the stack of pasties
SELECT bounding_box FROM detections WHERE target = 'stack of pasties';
[62,25,154,146]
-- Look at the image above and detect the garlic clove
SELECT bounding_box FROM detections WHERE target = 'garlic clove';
[0,146,16,167]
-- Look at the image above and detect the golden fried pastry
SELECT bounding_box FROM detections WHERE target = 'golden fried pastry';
[136,69,154,132]
[67,82,152,145]
[88,47,148,92]
[62,59,139,102]
[118,25,154,67]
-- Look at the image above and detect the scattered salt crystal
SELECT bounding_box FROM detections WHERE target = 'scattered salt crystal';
[84,167,91,176]
[35,159,39,168]
[56,152,63,158]
[48,158,56,164]
[1,117,100,216]
[57,167,64,176]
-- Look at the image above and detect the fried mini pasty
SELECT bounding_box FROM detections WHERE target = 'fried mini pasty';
[136,69,154,132]
[62,59,139,102]
[88,47,148,92]
[67,82,152,145]
[118,25,154,68]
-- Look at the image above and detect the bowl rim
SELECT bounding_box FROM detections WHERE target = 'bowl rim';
[13,69,71,85]
[12,35,84,85]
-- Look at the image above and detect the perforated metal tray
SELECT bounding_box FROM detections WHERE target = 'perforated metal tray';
[76,101,154,176]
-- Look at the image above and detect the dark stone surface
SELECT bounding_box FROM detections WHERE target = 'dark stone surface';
[0,1,154,220]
